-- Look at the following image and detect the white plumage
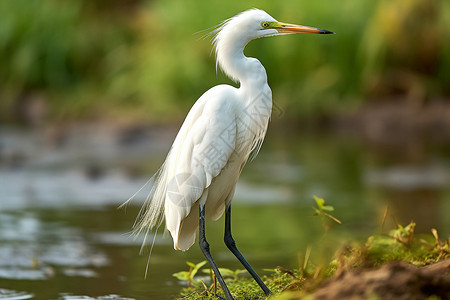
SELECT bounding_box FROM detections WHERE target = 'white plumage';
[134,9,276,250]
[126,9,333,298]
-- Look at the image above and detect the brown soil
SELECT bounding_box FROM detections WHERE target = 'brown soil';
[312,259,450,300]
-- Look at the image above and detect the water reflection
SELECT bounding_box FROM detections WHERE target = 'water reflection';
[0,289,34,300]
[382,189,442,233]
[0,211,108,280]
[366,164,449,232]
[58,294,134,300]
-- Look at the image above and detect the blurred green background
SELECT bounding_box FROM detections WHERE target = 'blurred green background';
[1,0,449,124]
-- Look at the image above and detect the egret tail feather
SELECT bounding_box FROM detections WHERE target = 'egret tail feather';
[144,212,164,278]
[120,156,170,247]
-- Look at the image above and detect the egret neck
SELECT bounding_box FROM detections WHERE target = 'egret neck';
[215,33,270,96]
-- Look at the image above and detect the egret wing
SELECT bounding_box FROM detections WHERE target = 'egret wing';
[165,94,237,209]
[164,88,240,249]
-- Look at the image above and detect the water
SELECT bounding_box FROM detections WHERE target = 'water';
[0,126,449,299]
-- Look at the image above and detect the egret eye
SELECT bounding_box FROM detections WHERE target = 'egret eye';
[261,22,270,28]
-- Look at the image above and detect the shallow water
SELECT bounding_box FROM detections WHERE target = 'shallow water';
[0,126,449,299]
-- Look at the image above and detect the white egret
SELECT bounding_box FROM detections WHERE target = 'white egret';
[129,8,334,299]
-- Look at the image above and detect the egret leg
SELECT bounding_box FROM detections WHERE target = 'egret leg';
[224,205,272,296]
[199,204,234,300]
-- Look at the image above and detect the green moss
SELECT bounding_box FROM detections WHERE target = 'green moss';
[179,268,304,299]
[342,222,450,268]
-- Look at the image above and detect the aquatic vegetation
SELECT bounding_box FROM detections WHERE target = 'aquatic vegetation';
[312,196,342,227]
[172,261,207,287]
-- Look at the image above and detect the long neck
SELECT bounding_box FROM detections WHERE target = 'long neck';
[215,35,268,90]
[216,34,272,159]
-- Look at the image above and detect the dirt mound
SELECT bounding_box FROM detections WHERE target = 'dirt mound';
[312,259,450,300]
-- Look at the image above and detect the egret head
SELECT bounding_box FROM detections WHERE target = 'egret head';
[213,9,334,47]
[212,9,334,81]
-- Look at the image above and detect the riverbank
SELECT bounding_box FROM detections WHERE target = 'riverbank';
[177,224,450,299]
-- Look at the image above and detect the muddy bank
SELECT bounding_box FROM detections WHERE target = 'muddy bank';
[312,259,450,300]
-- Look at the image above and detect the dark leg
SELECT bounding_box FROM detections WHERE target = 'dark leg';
[199,204,234,300]
[224,205,272,296]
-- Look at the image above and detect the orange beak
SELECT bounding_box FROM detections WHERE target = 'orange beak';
[275,22,334,34]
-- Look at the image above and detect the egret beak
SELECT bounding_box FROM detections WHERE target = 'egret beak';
[274,22,334,34]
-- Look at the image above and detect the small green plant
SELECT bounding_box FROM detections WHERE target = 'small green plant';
[313,196,342,225]
[431,228,450,260]
[389,222,416,246]
[172,260,207,287]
